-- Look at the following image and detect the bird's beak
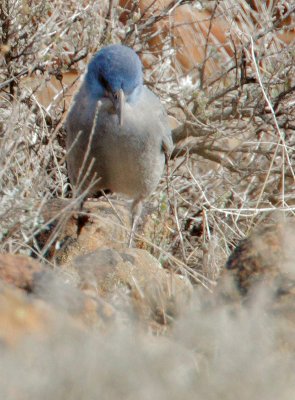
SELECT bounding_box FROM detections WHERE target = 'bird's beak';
[113,89,125,126]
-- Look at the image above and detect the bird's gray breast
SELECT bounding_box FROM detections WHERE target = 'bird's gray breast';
[94,89,167,197]
[66,85,171,199]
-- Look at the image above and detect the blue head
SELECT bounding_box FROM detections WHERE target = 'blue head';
[85,44,143,125]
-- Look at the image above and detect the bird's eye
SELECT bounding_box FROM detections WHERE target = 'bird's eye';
[113,92,119,100]
[99,75,108,89]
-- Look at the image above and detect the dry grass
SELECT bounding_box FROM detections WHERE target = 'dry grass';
[1,1,295,397]
[127,0,295,283]
[0,0,294,275]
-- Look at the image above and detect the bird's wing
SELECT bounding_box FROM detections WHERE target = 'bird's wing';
[159,106,173,158]
[141,86,174,155]
[162,134,173,160]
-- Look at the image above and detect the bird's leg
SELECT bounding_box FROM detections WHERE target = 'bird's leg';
[101,190,125,226]
[128,198,143,248]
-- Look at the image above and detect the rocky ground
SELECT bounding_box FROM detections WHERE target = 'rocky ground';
[1,199,295,399]
[1,1,295,398]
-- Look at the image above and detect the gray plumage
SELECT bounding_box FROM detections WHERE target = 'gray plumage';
[65,44,173,241]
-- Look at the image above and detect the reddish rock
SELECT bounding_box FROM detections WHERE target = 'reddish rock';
[0,281,56,345]
[0,253,115,333]
[0,253,42,291]
[34,198,130,264]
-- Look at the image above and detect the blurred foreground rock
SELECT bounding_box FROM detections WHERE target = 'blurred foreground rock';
[1,214,295,399]
[0,253,115,345]
[0,253,42,291]
[0,280,54,346]
[223,221,295,296]
[68,247,192,329]
[220,220,295,349]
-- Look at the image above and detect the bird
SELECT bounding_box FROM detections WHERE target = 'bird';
[65,44,173,244]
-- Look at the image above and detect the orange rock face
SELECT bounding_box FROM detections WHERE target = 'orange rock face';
[0,254,42,292]
[119,0,294,79]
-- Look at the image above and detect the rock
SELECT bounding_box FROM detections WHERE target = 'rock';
[34,198,131,264]
[221,221,295,349]
[0,277,114,347]
[0,280,58,346]
[0,253,115,331]
[68,247,192,330]
[224,221,295,296]
[20,197,193,332]
[33,268,115,328]
[0,253,42,291]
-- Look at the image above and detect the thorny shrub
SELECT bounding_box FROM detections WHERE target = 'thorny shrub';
[0,0,294,285]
